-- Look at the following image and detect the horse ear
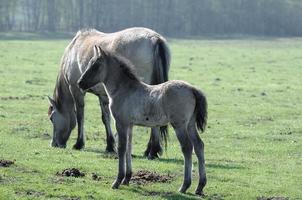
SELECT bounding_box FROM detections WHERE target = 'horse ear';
[47,96,57,109]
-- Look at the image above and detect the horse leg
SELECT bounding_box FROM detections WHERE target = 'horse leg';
[122,125,133,185]
[70,87,85,150]
[187,120,207,195]
[112,122,128,189]
[98,94,115,153]
[144,127,162,159]
[174,126,193,193]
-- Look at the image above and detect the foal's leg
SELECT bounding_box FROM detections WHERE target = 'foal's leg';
[122,125,133,185]
[187,121,207,195]
[98,94,115,153]
[174,126,193,193]
[70,86,85,150]
[112,122,128,189]
[144,127,163,159]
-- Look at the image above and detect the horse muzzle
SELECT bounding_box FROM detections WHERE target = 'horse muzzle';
[51,139,66,148]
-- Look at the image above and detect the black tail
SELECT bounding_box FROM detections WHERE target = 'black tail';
[151,36,171,149]
[160,126,168,150]
[192,88,208,132]
[151,37,170,84]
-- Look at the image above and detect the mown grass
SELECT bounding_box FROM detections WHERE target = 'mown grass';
[0,36,301,200]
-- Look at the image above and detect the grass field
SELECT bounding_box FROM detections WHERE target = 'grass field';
[0,36,301,200]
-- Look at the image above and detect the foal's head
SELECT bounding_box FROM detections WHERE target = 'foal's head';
[78,45,110,90]
[78,45,137,91]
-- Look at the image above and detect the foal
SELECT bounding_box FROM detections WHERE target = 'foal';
[78,46,208,195]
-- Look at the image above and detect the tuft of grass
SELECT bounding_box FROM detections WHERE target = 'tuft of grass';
[0,37,301,199]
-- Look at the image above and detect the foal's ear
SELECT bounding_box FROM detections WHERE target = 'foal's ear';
[93,45,100,57]
[47,96,57,109]
[97,46,106,56]
[94,45,106,58]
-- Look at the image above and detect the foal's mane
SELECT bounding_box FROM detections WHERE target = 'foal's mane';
[108,52,139,81]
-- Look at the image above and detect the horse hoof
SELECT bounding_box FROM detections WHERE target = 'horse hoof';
[147,153,159,160]
[105,146,116,154]
[73,142,84,150]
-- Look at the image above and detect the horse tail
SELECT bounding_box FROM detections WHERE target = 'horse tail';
[151,36,170,84]
[150,36,171,149]
[192,88,208,133]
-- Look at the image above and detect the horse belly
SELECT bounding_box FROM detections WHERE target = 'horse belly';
[132,110,169,127]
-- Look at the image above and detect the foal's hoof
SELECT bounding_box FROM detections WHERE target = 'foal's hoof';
[179,183,191,194]
[195,190,205,196]
[121,179,130,185]
[73,142,85,150]
[111,181,121,189]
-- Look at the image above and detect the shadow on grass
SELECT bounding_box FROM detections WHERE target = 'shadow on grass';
[84,147,245,170]
[123,186,225,200]
[124,187,200,200]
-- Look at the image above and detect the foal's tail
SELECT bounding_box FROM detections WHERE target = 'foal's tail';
[192,88,208,132]
[151,36,171,147]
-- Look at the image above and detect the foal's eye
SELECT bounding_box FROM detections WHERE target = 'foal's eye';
[49,117,53,123]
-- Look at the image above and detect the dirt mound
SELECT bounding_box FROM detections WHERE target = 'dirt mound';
[0,159,14,167]
[92,173,102,181]
[56,168,85,178]
[131,170,173,185]
[257,197,289,200]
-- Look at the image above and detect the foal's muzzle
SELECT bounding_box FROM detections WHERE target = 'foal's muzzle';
[77,79,89,91]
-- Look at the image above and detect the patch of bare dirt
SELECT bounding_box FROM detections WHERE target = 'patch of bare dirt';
[257,197,289,200]
[15,190,45,197]
[0,159,15,167]
[131,170,173,185]
[56,168,85,178]
[91,173,102,181]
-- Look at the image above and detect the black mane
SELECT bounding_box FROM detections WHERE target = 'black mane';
[110,53,139,82]
[52,71,66,111]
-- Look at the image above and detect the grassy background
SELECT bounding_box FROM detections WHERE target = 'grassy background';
[0,37,301,200]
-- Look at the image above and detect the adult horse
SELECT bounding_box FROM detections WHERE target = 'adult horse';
[78,46,208,195]
[48,27,170,159]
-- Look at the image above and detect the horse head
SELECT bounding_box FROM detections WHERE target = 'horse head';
[47,96,75,148]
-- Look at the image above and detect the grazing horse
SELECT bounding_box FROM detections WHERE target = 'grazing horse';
[48,27,170,159]
[78,46,208,195]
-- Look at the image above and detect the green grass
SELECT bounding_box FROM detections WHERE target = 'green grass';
[0,37,301,200]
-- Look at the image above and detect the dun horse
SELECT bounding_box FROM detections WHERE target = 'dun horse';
[48,28,170,159]
[78,46,208,195]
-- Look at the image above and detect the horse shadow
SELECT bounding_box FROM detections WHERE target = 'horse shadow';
[84,147,245,170]
[125,187,200,200]
[124,186,225,200]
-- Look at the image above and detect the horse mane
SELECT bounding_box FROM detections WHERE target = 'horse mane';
[75,28,100,38]
[52,71,66,111]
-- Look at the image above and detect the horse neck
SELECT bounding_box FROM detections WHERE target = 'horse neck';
[103,64,140,98]
[53,72,75,114]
